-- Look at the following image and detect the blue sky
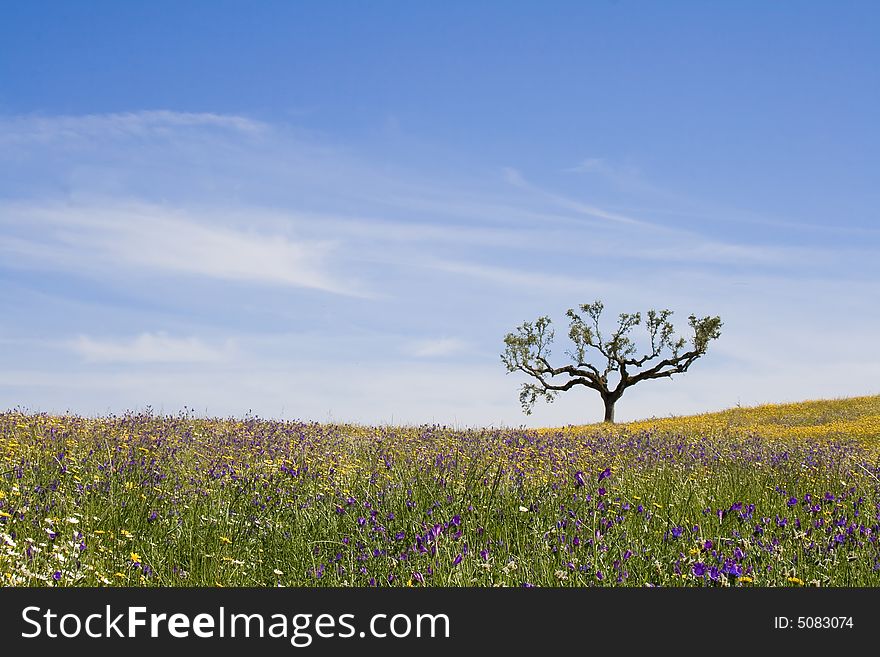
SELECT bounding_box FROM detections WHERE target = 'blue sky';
[1,2,878,425]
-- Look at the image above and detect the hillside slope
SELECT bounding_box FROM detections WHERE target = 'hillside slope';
[549,394,880,446]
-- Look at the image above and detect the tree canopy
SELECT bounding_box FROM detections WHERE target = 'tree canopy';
[501,301,722,422]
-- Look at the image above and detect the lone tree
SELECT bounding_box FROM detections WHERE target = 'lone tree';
[501,301,722,423]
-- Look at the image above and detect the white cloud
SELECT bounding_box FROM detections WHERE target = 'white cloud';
[0,200,368,296]
[502,166,651,228]
[403,337,468,358]
[564,158,607,173]
[0,110,876,425]
[0,111,848,284]
[70,332,231,364]
[422,258,614,295]
[0,110,265,145]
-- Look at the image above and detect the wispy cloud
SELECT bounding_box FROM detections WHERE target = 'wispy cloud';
[403,337,468,358]
[564,158,610,174]
[0,200,368,296]
[502,166,653,228]
[0,109,875,424]
[562,157,661,195]
[0,110,266,145]
[70,332,232,364]
[0,110,846,281]
[424,258,612,295]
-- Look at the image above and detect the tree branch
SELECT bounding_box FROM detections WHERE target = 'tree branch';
[624,350,702,386]
[522,363,605,394]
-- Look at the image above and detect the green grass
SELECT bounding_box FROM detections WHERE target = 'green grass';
[1,397,879,587]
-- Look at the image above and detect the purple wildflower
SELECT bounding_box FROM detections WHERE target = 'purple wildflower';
[723,561,743,578]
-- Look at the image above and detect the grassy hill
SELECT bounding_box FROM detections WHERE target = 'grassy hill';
[548,394,880,448]
[2,395,879,587]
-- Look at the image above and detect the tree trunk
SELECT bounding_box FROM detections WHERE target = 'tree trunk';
[603,397,616,423]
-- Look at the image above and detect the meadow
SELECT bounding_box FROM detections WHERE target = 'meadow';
[1,395,879,587]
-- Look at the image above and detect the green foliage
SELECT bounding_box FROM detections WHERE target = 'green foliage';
[501,316,558,412]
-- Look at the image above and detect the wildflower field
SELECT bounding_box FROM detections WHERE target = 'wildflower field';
[1,395,879,587]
